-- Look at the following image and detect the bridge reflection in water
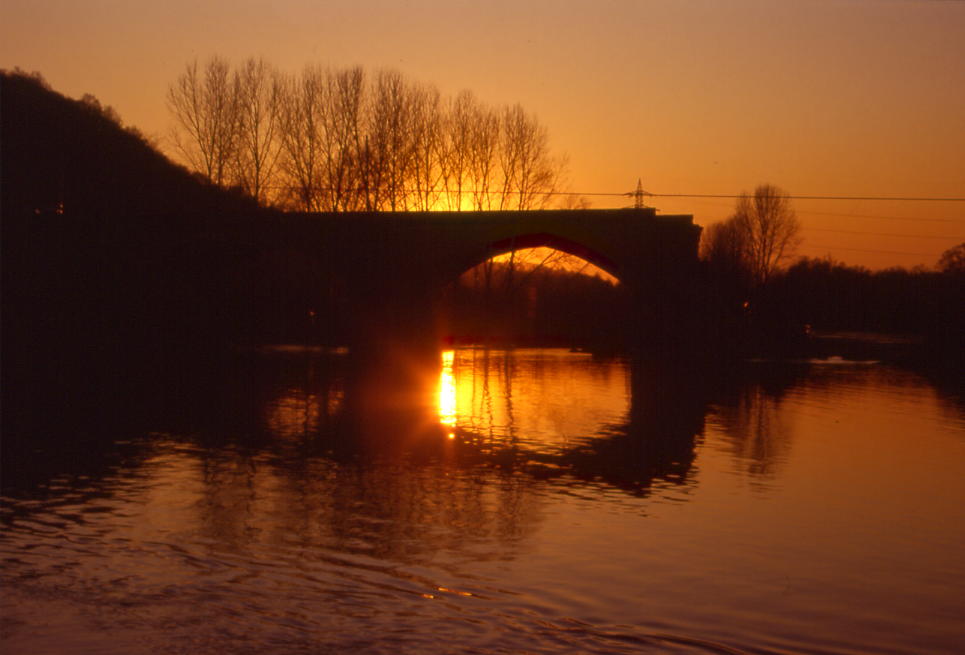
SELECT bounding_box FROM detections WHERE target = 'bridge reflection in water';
[261,347,705,497]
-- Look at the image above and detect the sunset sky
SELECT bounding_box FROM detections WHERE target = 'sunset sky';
[3,0,963,269]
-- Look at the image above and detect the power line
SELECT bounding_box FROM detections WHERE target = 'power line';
[803,243,937,257]
[804,227,965,240]
[795,208,961,224]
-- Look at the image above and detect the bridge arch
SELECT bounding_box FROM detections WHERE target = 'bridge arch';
[438,233,629,348]
[477,232,623,283]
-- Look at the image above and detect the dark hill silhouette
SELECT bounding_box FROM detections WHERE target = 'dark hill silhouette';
[1,69,255,220]
[2,71,266,442]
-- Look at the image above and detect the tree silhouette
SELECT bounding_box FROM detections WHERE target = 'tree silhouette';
[733,184,801,286]
[407,82,444,211]
[499,104,564,210]
[323,67,367,211]
[441,90,475,210]
[232,58,283,205]
[702,183,801,288]
[277,66,327,211]
[167,57,239,187]
[166,57,569,212]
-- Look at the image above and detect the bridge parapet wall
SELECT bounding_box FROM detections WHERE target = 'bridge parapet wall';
[282,207,699,289]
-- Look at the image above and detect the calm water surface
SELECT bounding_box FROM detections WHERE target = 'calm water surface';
[2,348,963,654]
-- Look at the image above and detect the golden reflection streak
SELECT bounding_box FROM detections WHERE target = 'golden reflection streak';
[438,350,457,437]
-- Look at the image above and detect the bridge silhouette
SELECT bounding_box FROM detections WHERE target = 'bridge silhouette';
[262,206,702,354]
[2,72,716,441]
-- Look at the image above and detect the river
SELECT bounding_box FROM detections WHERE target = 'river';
[2,347,963,654]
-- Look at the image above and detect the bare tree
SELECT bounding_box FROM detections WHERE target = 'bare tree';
[318,67,365,211]
[731,184,801,286]
[277,66,326,211]
[499,104,564,210]
[407,82,444,211]
[468,102,501,210]
[233,58,283,205]
[168,58,573,213]
[364,70,417,211]
[497,105,525,210]
[441,91,476,210]
[167,57,239,187]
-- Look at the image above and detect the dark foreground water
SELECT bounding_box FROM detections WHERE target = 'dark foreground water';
[2,348,964,654]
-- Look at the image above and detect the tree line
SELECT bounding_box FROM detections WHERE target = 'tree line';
[167,57,569,211]
[697,183,962,363]
[773,250,964,336]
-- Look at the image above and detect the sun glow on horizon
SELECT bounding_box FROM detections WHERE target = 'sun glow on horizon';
[488,247,619,284]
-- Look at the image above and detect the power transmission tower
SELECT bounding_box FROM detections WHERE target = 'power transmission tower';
[632,178,649,209]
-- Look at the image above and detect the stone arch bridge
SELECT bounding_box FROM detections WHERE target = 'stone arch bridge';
[261,207,701,354]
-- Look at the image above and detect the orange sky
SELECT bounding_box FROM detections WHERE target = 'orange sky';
[2,0,963,269]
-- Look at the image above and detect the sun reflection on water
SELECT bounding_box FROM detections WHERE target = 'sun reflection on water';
[434,348,632,450]
[438,350,457,434]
